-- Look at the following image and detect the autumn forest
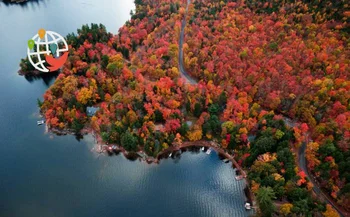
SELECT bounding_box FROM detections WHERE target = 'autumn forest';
[20,0,349,216]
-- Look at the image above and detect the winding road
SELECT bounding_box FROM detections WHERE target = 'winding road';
[284,119,347,217]
[177,1,347,216]
[178,0,197,84]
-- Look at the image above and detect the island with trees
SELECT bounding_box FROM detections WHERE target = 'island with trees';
[22,0,349,216]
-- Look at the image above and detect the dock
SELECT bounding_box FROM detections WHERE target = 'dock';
[206,148,212,155]
[37,120,45,125]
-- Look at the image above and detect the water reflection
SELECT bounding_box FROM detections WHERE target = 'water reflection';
[23,71,58,86]
[74,133,84,141]
[125,152,139,161]
[1,0,47,9]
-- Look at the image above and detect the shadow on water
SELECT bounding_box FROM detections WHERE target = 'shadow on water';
[52,132,84,142]
[158,146,214,162]
[75,133,84,142]
[173,151,181,163]
[218,153,226,160]
[159,146,237,166]
[113,149,120,155]
[158,149,183,163]
[1,0,47,10]
[24,71,59,87]
[187,146,201,154]
[125,152,139,161]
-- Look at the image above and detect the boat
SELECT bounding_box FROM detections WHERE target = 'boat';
[169,152,172,157]
[206,148,212,155]
[37,120,45,125]
[201,147,205,151]
[223,159,230,163]
[244,202,251,210]
[235,175,243,181]
[106,146,113,155]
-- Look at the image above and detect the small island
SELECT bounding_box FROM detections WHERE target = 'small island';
[21,0,349,216]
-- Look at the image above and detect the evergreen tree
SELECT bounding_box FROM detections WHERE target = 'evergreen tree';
[257,187,276,217]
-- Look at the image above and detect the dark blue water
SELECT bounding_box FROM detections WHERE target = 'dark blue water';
[0,1,250,216]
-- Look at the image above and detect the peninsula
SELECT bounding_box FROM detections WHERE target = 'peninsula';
[20,0,349,216]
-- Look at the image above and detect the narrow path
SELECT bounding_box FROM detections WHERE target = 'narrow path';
[285,120,347,217]
[301,142,348,216]
[178,0,197,84]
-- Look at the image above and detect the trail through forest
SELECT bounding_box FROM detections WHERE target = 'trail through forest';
[178,0,197,84]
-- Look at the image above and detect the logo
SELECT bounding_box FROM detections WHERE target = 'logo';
[27,29,69,73]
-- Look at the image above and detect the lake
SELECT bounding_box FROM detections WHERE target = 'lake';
[0,0,251,216]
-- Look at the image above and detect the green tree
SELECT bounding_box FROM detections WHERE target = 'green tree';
[101,55,109,69]
[218,91,227,108]
[178,123,189,136]
[154,109,164,123]
[101,131,109,143]
[134,0,143,6]
[170,3,176,13]
[257,187,276,217]
[121,131,138,151]
[194,102,203,118]
[208,103,220,115]
[37,98,43,108]
[72,118,84,133]
[208,115,221,136]
[255,136,276,154]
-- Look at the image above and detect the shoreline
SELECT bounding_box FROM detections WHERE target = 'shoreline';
[88,127,255,206]
[44,124,255,206]
[102,138,255,206]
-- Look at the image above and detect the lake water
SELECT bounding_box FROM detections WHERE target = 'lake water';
[0,1,250,216]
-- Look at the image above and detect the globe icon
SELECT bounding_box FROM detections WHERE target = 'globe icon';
[27,30,69,72]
